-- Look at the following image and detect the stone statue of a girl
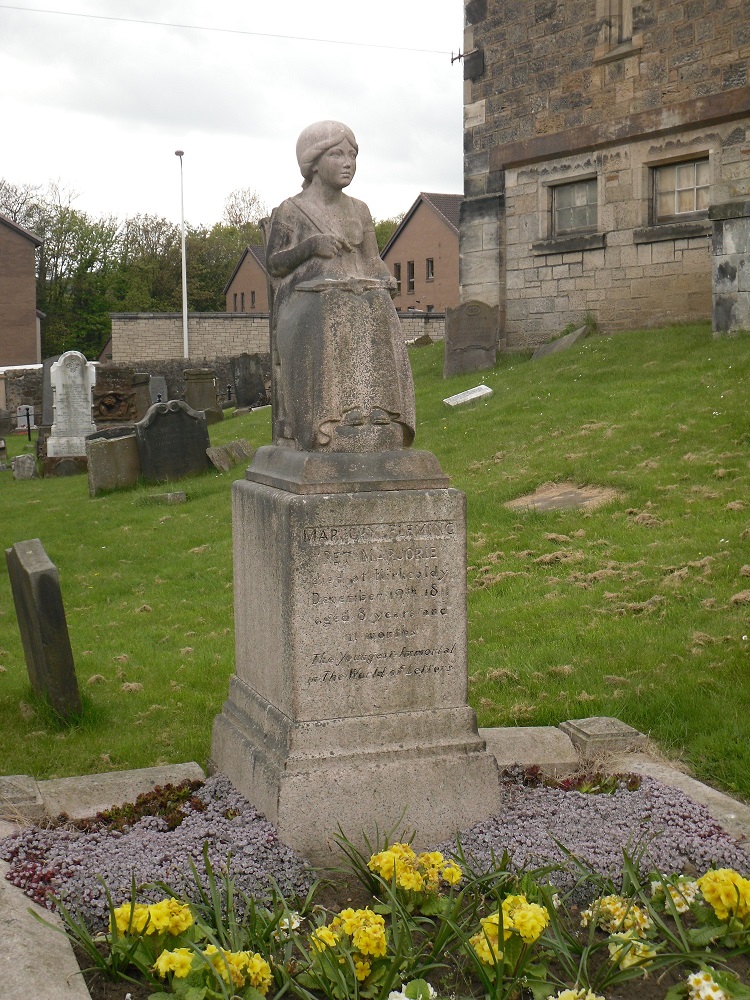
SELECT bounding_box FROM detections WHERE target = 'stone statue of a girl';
[264,121,416,452]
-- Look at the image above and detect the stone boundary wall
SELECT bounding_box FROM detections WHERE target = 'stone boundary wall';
[111,311,444,365]
[2,367,43,415]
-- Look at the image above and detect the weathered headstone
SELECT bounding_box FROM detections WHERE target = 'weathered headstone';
[132,373,152,420]
[231,353,266,409]
[135,400,211,484]
[40,355,60,428]
[0,409,13,435]
[11,455,38,480]
[710,199,750,335]
[16,405,35,431]
[211,120,497,865]
[443,384,493,408]
[86,427,141,497]
[206,445,233,473]
[149,375,168,405]
[184,368,224,425]
[443,301,500,377]
[47,351,96,457]
[5,539,81,720]
[92,364,137,425]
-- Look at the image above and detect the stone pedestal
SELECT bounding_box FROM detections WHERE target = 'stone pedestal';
[710,199,750,335]
[211,449,498,863]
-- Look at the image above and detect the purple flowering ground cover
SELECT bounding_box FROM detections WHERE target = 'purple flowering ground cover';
[2,772,748,929]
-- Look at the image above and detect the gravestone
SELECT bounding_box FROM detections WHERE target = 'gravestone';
[40,355,60,428]
[231,353,266,409]
[206,445,233,473]
[135,400,211,484]
[86,427,141,497]
[5,539,81,720]
[133,373,152,420]
[211,120,497,865]
[0,410,13,435]
[149,375,168,405]
[443,384,493,408]
[184,368,223,425]
[443,301,500,377]
[47,351,96,457]
[92,364,137,425]
[11,455,38,480]
[16,405,36,431]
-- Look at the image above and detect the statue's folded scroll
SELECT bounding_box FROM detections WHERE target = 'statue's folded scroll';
[264,120,416,453]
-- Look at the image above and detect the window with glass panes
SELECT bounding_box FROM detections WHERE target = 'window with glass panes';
[654,160,709,221]
[552,178,597,236]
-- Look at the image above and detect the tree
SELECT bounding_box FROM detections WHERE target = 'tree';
[373,213,404,253]
[222,187,268,229]
[0,179,43,227]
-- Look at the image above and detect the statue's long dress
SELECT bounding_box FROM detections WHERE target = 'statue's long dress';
[265,195,415,452]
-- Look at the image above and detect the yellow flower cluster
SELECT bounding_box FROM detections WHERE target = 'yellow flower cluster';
[153,947,193,979]
[650,876,699,914]
[547,990,606,1000]
[686,969,729,1000]
[697,868,750,922]
[606,930,657,970]
[111,898,194,936]
[202,945,272,994]
[367,843,462,893]
[469,894,550,966]
[310,907,388,981]
[580,895,652,935]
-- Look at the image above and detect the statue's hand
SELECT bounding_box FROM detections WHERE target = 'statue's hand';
[311,234,350,258]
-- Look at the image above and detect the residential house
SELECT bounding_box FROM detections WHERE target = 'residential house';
[460,0,750,347]
[382,193,461,312]
[0,212,42,366]
[223,244,269,314]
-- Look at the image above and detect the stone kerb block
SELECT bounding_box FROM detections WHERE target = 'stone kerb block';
[212,479,498,863]
[5,539,81,720]
[444,301,500,377]
[559,716,647,757]
[86,428,141,497]
[135,400,211,484]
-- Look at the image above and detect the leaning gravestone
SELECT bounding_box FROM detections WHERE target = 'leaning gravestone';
[47,351,97,457]
[211,120,497,865]
[443,300,500,377]
[5,539,81,720]
[184,368,223,425]
[86,427,141,497]
[11,454,38,480]
[231,353,266,409]
[135,400,211,484]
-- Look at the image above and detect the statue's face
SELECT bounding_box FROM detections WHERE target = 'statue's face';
[314,139,357,190]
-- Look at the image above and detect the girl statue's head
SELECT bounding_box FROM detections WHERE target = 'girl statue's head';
[296,121,358,189]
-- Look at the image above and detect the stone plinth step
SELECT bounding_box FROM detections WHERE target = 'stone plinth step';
[480,726,579,777]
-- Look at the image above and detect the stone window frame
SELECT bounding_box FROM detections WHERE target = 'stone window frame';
[426,257,435,281]
[393,262,402,294]
[593,0,642,65]
[531,169,607,255]
[407,260,415,294]
[633,149,713,245]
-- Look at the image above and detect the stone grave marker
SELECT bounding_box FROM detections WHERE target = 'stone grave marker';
[206,445,233,473]
[149,375,168,404]
[132,373,152,420]
[11,455,38,479]
[0,409,13,435]
[231,353,266,409]
[16,405,36,431]
[443,300,500,377]
[5,539,81,720]
[86,427,141,497]
[47,351,96,458]
[184,368,224,425]
[92,363,137,425]
[443,384,493,408]
[135,400,211,483]
[40,355,60,428]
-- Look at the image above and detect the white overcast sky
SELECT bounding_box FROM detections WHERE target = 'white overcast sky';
[0,1,465,227]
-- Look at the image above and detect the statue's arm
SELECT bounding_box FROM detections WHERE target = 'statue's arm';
[266,202,343,278]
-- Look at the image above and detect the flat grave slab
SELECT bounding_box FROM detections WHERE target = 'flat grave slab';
[443,384,493,408]
[505,481,621,512]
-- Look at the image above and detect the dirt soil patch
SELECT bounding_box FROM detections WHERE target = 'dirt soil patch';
[505,481,622,512]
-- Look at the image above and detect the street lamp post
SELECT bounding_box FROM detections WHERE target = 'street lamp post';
[175,150,189,359]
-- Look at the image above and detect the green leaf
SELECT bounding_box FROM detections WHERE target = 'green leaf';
[240,988,269,1000]
[662,985,687,1000]
[404,978,433,999]
[687,924,723,947]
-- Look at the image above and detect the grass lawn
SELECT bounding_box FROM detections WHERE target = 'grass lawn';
[1,322,749,800]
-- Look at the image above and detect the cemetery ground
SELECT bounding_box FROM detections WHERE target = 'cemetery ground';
[1,321,749,802]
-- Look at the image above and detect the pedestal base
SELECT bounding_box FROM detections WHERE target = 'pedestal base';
[211,461,499,863]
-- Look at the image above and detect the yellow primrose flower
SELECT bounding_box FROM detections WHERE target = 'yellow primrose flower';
[112,902,150,935]
[686,969,729,1000]
[469,914,502,966]
[240,952,273,995]
[547,990,606,1000]
[353,955,372,981]
[153,947,193,979]
[511,901,550,944]
[311,925,339,950]
[607,931,657,970]
[697,868,750,921]
[441,861,462,885]
[580,895,651,935]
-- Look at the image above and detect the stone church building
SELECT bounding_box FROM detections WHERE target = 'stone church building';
[460,0,750,347]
